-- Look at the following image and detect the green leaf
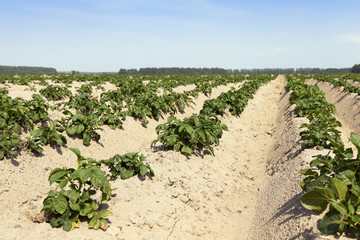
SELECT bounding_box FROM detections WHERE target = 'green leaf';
[329,201,347,214]
[50,216,60,227]
[63,219,72,232]
[88,216,99,229]
[69,148,81,159]
[220,123,228,131]
[54,193,68,214]
[89,167,107,187]
[181,145,192,156]
[173,142,181,151]
[79,203,93,216]
[49,168,68,185]
[348,203,355,215]
[319,211,341,235]
[139,165,148,176]
[121,168,135,179]
[336,170,356,185]
[76,124,85,134]
[351,214,360,223]
[185,125,194,135]
[30,129,43,138]
[300,168,318,177]
[350,132,360,157]
[83,132,91,145]
[208,146,215,155]
[165,135,178,146]
[330,178,348,202]
[301,188,335,213]
[351,184,360,197]
[101,181,111,202]
[71,168,91,183]
[59,179,69,189]
[66,126,77,135]
[70,202,80,211]
[63,190,79,203]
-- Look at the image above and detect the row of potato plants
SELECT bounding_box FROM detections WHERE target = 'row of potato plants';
[0,74,253,158]
[286,75,360,237]
[0,73,256,231]
[151,74,276,156]
[39,74,253,231]
[310,73,360,95]
[37,74,257,231]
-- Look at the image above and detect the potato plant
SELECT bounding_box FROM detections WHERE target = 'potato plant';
[286,74,360,236]
[43,148,112,231]
[43,148,154,231]
[40,85,72,101]
[151,114,228,156]
[0,130,21,159]
[301,133,360,236]
[58,111,103,145]
[99,152,154,180]
[30,121,67,147]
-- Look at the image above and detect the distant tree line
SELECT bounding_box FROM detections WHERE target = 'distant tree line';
[0,65,57,74]
[119,67,230,75]
[352,64,360,73]
[118,67,352,75]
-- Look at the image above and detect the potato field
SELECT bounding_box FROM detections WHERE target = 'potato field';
[1,73,360,239]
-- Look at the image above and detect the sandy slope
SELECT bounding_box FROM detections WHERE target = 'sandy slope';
[0,75,359,239]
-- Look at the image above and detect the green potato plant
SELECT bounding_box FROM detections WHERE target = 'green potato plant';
[40,85,72,101]
[301,133,360,236]
[59,111,103,145]
[99,152,154,180]
[42,148,112,232]
[151,114,228,156]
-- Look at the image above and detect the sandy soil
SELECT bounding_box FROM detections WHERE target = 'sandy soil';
[0,75,359,239]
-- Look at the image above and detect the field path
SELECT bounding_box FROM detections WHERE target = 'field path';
[214,74,286,239]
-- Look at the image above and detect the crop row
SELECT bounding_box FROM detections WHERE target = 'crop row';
[0,74,254,159]
[151,74,276,156]
[286,75,360,237]
[310,73,360,95]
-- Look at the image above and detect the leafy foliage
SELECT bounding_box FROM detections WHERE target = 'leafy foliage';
[43,148,154,231]
[40,85,72,101]
[30,122,67,147]
[301,133,360,236]
[24,136,44,154]
[43,148,112,231]
[99,152,154,180]
[287,76,343,150]
[58,111,103,145]
[286,74,360,236]
[0,130,20,159]
[151,114,228,156]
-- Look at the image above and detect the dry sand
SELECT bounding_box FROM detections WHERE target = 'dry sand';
[0,75,359,239]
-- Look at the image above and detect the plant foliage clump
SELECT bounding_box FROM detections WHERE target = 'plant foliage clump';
[301,133,360,236]
[40,85,72,101]
[151,114,228,156]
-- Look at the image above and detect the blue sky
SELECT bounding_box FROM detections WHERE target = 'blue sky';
[1,0,359,72]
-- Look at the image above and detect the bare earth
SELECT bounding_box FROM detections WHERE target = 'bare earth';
[0,75,359,239]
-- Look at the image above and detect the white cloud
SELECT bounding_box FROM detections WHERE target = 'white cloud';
[336,34,360,44]
[272,48,288,53]
[257,48,288,55]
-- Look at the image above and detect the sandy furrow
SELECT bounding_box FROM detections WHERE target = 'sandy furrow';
[249,78,359,240]
[215,74,286,239]
[306,79,360,137]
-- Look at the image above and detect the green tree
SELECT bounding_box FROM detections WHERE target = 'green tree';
[351,64,360,73]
